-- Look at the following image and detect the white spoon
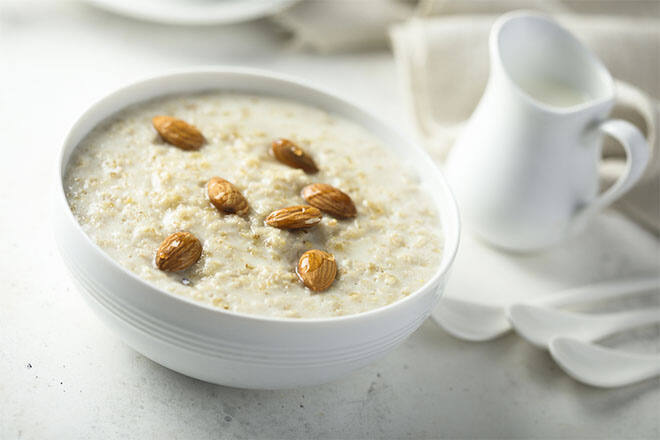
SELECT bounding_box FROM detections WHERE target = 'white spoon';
[549,337,660,388]
[509,304,660,348]
[432,276,660,341]
[432,298,507,341]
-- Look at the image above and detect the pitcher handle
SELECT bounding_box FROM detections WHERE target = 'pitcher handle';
[572,119,650,230]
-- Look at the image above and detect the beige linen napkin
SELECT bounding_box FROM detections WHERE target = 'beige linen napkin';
[390,14,660,234]
[276,0,660,52]
[274,0,415,51]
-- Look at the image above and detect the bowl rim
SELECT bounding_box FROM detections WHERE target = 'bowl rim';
[56,66,461,324]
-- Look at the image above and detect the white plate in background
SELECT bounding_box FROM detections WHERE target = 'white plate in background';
[85,0,301,25]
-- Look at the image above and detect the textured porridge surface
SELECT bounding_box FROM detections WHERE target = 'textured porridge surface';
[64,93,443,318]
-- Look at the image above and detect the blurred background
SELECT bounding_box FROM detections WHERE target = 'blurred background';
[1,1,659,439]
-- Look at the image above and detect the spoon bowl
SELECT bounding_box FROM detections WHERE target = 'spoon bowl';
[549,337,660,388]
[432,297,510,341]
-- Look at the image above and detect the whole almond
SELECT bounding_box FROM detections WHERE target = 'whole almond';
[152,116,205,150]
[301,183,357,218]
[296,250,337,292]
[265,205,322,229]
[155,231,202,272]
[207,177,249,215]
[270,138,318,174]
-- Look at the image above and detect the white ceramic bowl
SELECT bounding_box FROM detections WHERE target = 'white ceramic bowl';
[53,68,460,389]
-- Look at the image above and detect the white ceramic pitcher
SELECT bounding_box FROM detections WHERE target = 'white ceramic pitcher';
[446,11,650,252]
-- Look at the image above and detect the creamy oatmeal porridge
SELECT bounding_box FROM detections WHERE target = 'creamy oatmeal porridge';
[64,93,443,318]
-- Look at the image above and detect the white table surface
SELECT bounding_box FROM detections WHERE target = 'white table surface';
[1,2,659,439]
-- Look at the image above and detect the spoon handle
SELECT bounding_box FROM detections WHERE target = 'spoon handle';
[537,276,660,308]
[594,308,660,338]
